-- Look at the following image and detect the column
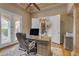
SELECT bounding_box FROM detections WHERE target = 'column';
[73,4,79,55]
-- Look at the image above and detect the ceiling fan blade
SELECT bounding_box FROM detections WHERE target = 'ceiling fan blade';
[33,3,40,11]
[25,3,32,10]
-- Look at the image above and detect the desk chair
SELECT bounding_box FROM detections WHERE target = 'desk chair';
[16,33,37,55]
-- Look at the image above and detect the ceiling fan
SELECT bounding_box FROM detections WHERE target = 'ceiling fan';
[26,3,40,11]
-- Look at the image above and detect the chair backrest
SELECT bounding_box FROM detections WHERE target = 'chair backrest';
[16,33,28,50]
[29,41,35,50]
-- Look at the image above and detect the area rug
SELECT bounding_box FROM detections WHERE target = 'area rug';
[0,45,39,56]
[51,47,63,56]
[0,45,63,56]
[0,45,26,56]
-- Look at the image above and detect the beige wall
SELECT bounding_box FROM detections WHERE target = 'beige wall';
[1,3,73,41]
[73,4,79,55]
[0,3,31,33]
[32,5,73,42]
[61,14,73,42]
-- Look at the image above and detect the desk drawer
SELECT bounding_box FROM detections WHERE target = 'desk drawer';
[37,43,50,56]
[37,47,48,56]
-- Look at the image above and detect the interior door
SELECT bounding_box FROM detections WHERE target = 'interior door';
[47,15,60,44]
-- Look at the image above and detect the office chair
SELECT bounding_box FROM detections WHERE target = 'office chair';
[16,33,37,55]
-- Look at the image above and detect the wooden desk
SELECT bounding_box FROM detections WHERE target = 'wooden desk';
[26,35,51,56]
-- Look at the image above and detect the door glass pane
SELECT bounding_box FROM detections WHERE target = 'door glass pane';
[1,14,11,44]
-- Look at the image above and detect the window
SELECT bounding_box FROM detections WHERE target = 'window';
[0,9,22,47]
[1,14,11,44]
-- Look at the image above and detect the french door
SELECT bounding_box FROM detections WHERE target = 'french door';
[0,9,22,47]
[1,13,11,44]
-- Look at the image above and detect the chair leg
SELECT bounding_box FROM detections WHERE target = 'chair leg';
[27,50,30,54]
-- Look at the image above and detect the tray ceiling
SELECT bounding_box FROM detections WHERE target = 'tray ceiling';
[17,3,68,13]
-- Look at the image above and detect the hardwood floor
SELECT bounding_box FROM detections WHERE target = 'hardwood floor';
[0,43,71,56]
[51,43,71,56]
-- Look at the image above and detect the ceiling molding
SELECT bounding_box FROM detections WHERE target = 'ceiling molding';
[17,3,28,9]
